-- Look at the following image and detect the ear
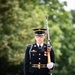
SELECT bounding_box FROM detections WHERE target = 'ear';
[34,36,36,38]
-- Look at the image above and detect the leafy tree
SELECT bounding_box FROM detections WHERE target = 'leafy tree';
[0,0,75,75]
[70,10,75,24]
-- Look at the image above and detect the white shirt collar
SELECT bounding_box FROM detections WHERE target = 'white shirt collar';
[36,43,43,47]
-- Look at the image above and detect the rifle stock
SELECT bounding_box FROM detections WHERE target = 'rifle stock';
[47,49,51,63]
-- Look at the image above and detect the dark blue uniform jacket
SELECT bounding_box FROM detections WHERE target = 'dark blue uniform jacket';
[24,43,55,75]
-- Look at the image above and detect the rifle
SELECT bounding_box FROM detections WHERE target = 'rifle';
[46,15,52,75]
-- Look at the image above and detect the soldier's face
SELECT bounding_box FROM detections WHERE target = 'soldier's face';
[35,35,45,44]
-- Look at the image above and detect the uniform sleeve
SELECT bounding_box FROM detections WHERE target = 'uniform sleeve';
[50,47,55,70]
[24,46,30,75]
[50,47,55,63]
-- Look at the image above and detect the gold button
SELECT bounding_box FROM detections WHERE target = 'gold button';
[33,54,34,56]
[39,53,41,55]
[39,58,41,60]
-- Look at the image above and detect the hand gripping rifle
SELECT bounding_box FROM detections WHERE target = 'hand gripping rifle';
[46,15,52,75]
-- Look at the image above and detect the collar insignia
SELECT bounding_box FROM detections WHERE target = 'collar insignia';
[44,45,46,47]
[34,45,36,47]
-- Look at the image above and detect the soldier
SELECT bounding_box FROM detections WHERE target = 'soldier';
[24,28,55,75]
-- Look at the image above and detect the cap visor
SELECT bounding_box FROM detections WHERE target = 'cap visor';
[35,34,44,36]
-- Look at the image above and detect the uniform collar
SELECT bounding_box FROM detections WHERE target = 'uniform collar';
[36,43,43,47]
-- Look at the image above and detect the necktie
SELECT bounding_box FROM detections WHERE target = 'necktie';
[39,45,41,49]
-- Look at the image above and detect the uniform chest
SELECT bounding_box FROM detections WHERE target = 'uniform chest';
[30,49,48,64]
[31,51,47,57]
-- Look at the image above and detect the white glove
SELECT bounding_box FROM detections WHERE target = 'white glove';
[47,62,54,69]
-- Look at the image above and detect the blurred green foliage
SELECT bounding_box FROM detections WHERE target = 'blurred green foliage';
[0,0,75,75]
